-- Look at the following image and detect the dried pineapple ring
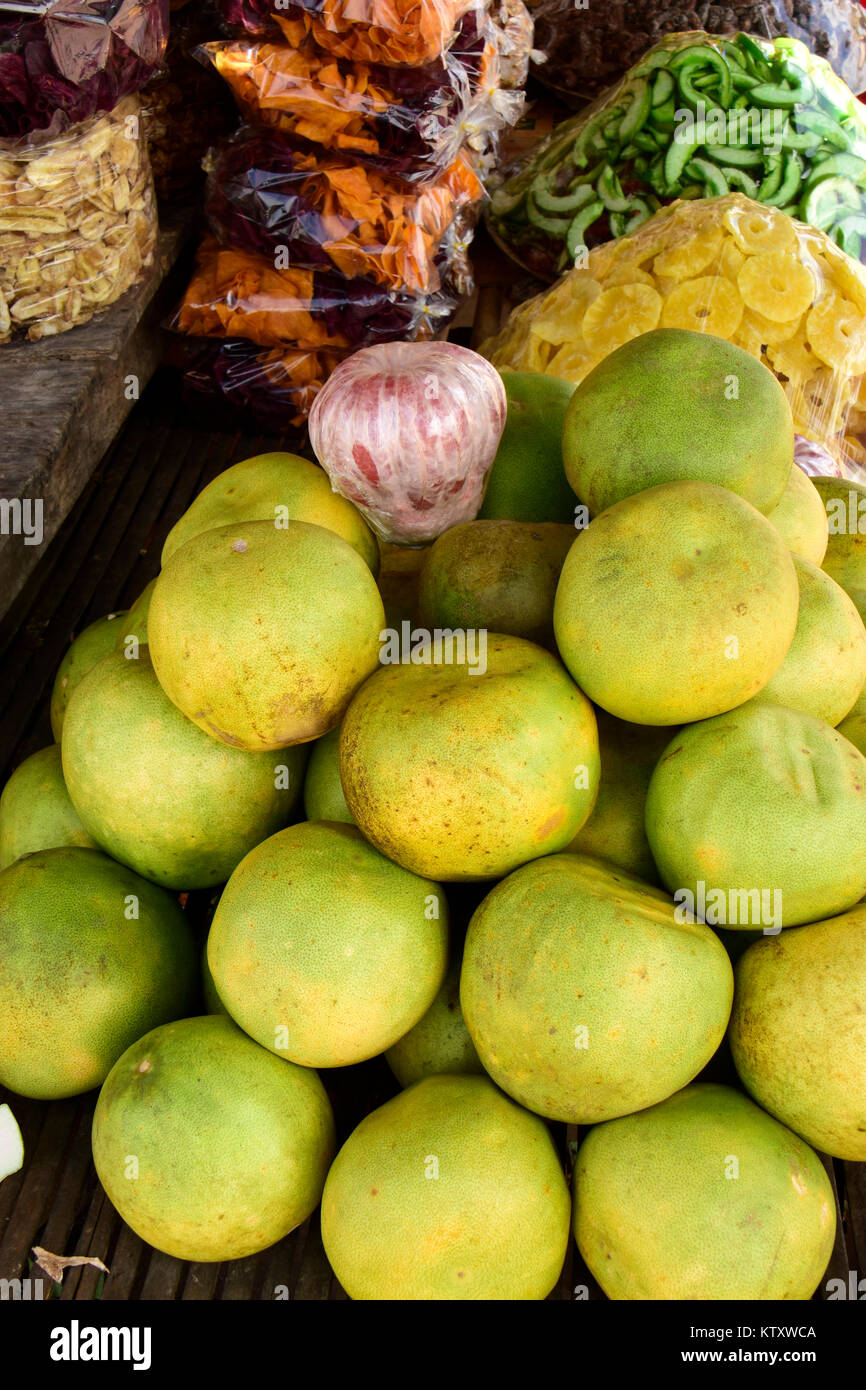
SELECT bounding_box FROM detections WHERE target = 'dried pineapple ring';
[581,283,662,355]
[765,338,819,385]
[821,252,866,316]
[723,204,797,256]
[737,253,815,323]
[807,292,866,375]
[741,309,803,345]
[660,276,744,339]
[531,278,602,345]
[546,342,594,380]
[604,263,657,288]
[524,329,556,372]
[718,236,747,281]
[653,226,724,283]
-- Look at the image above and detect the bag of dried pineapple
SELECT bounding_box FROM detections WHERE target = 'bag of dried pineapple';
[0,95,157,344]
[482,192,866,478]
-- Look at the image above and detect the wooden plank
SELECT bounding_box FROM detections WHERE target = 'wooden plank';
[843,1161,866,1281]
[0,212,195,620]
[819,1155,851,1298]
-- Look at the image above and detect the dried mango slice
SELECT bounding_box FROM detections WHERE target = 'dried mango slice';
[660,276,743,339]
[723,204,797,256]
[737,253,815,323]
[807,292,866,375]
[653,226,724,283]
[581,283,662,355]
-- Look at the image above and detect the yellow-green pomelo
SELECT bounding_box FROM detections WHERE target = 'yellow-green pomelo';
[0,847,196,1099]
[113,577,156,652]
[0,745,96,869]
[813,475,866,623]
[766,464,828,565]
[321,1074,570,1300]
[148,520,385,751]
[567,712,672,882]
[461,854,732,1124]
[574,1083,836,1300]
[61,649,304,891]
[162,451,378,573]
[49,610,127,740]
[339,634,600,881]
[208,821,448,1068]
[385,960,483,1087]
[730,906,866,1160]
[756,556,866,725]
[92,1015,335,1262]
[478,371,577,524]
[562,329,793,516]
[553,481,799,726]
[645,703,866,929]
[303,726,354,824]
[838,684,866,755]
[417,520,575,648]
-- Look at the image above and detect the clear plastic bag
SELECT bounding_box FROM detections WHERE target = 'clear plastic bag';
[488,30,866,278]
[199,31,522,182]
[204,130,484,295]
[530,1,866,103]
[214,0,485,67]
[171,234,469,352]
[483,192,866,476]
[0,0,169,138]
[0,94,157,343]
[186,339,348,428]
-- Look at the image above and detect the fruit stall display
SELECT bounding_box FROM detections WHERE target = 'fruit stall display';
[1,5,866,1310]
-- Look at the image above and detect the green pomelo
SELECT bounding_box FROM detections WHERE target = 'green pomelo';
[92,1015,335,1262]
[49,611,128,740]
[148,520,385,751]
[553,481,799,725]
[838,684,866,755]
[478,370,577,524]
[339,633,600,881]
[61,649,304,891]
[385,960,484,1087]
[461,853,732,1124]
[208,822,448,1068]
[756,556,866,725]
[766,464,828,566]
[562,329,793,516]
[0,745,97,869]
[730,905,866,1160]
[201,945,228,1016]
[567,712,672,882]
[321,1074,570,1300]
[574,1083,836,1300]
[813,475,866,623]
[113,577,156,653]
[417,520,575,648]
[0,847,196,1099]
[303,726,354,824]
[162,451,378,573]
[645,702,866,929]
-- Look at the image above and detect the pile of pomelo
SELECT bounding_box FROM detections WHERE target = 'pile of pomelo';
[1,327,865,1300]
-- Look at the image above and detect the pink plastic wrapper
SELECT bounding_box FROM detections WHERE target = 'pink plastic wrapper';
[794,434,845,479]
[308,341,507,545]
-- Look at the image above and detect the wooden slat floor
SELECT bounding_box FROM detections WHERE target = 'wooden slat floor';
[0,365,862,1301]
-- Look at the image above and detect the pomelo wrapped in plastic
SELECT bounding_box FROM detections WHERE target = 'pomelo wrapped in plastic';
[482,193,866,479]
[309,342,508,545]
[199,32,522,183]
[0,0,169,138]
[204,132,484,295]
[488,30,866,278]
